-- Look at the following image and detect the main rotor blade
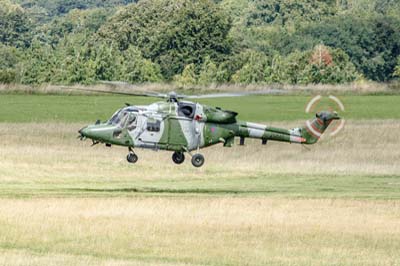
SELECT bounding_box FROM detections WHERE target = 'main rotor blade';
[59,81,286,100]
[98,81,286,99]
[59,85,167,98]
[98,81,167,98]
[182,89,286,99]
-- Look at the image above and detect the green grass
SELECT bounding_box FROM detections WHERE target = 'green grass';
[1,173,399,200]
[1,94,400,123]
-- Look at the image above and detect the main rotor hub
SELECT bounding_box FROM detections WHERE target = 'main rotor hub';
[167,91,179,102]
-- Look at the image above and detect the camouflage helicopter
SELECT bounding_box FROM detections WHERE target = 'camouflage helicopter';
[76,88,340,167]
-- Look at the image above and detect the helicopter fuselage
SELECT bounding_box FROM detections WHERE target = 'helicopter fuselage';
[79,101,340,166]
[80,101,237,152]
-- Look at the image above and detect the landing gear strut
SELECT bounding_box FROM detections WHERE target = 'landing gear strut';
[127,147,138,164]
[172,151,185,164]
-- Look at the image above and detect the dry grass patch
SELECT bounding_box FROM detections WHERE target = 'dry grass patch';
[0,249,177,266]
[0,198,399,266]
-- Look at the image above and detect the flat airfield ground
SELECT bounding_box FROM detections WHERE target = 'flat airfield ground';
[0,94,399,266]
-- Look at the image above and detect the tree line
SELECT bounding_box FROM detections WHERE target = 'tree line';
[1,0,399,85]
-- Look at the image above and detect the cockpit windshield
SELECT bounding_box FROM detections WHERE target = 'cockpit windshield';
[108,107,138,127]
[108,109,123,125]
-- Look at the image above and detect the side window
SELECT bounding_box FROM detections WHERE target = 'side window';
[147,119,161,132]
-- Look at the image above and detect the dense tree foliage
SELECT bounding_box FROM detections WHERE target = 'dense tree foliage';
[0,43,21,82]
[15,0,137,18]
[0,0,32,47]
[98,0,232,79]
[0,0,399,85]
[37,8,113,47]
[293,15,400,81]
[246,0,336,27]
[394,57,400,78]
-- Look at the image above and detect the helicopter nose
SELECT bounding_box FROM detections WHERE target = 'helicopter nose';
[79,126,99,140]
[78,126,90,140]
[78,126,88,136]
[78,125,113,142]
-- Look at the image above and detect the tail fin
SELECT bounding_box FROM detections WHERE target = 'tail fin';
[300,111,340,144]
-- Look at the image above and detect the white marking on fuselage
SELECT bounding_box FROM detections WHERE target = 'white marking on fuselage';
[179,118,197,150]
[196,104,205,148]
[246,122,267,130]
[248,128,265,138]
[289,127,302,137]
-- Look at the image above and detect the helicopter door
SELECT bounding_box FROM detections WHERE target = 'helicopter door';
[136,115,166,148]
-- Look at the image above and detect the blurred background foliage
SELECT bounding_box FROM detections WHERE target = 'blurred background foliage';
[0,0,399,85]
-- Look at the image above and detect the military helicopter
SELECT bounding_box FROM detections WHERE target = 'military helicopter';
[75,87,340,167]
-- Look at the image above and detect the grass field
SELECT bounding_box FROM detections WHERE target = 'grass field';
[0,94,399,265]
[1,94,400,122]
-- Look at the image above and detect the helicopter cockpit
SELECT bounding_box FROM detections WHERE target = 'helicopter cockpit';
[108,107,138,130]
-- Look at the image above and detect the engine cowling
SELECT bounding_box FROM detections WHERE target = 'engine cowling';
[203,106,238,124]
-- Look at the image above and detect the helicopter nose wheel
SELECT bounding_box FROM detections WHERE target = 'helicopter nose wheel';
[191,154,205,168]
[127,148,138,164]
[172,152,185,164]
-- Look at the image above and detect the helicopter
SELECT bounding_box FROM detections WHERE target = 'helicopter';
[75,87,340,167]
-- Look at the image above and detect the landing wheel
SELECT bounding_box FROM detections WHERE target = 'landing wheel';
[127,152,138,164]
[172,152,185,164]
[191,154,205,168]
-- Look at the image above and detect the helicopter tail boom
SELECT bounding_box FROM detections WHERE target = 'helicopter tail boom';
[234,111,340,145]
[236,122,305,144]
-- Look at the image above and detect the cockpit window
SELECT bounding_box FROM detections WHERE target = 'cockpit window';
[108,108,138,126]
[108,109,122,125]
[119,113,129,127]
[127,113,138,131]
